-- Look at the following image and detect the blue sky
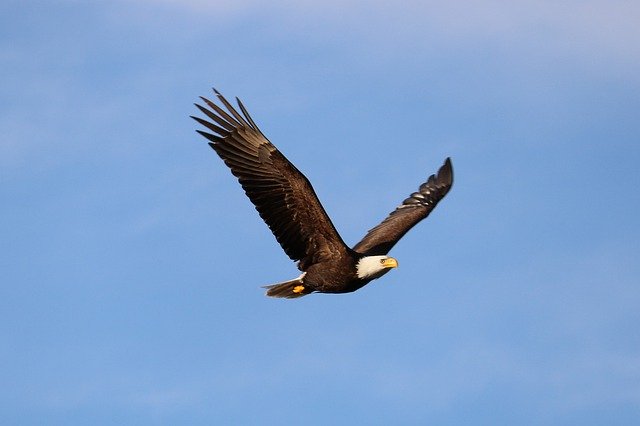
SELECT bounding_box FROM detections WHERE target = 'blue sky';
[2,1,639,424]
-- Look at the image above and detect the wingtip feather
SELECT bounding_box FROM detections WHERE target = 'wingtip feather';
[440,157,453,186]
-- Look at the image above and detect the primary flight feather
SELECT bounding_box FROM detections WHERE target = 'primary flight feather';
[192,89,453,298]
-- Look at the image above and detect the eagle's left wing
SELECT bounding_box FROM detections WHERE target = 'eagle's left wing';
[191,89,352,269]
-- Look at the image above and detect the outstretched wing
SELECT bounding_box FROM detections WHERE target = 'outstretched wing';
[191,89,350,269]
[352,158,453,255]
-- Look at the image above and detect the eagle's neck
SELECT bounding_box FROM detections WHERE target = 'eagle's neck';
[356,255,393,280]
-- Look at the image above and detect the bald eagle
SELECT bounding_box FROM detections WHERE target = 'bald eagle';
[192,89,453,298]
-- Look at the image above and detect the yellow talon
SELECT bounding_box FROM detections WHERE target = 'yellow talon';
[293,285,305,294]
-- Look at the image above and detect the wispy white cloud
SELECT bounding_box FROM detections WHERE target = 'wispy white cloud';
[3,0,637,173]
[140,0,640,70]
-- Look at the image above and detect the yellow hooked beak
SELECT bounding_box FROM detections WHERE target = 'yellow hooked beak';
[382,257,398,268]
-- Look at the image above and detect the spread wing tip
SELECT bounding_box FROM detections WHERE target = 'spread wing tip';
[439,157,453,187]
[195,129,222,145]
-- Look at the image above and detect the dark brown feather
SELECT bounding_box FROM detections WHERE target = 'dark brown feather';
[192,90,351,269]
[352,158,453,255]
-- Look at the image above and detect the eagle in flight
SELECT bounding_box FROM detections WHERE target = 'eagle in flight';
[192,89,453,298]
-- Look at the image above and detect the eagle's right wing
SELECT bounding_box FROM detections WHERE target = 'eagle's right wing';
[352,158,453,255]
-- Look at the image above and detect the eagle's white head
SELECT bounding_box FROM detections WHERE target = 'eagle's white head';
[356,255,399,280]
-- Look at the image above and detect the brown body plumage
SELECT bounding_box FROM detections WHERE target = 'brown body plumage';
[192,89,453,298]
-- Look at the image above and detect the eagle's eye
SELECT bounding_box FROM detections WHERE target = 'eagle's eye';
[380,258,386,264]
